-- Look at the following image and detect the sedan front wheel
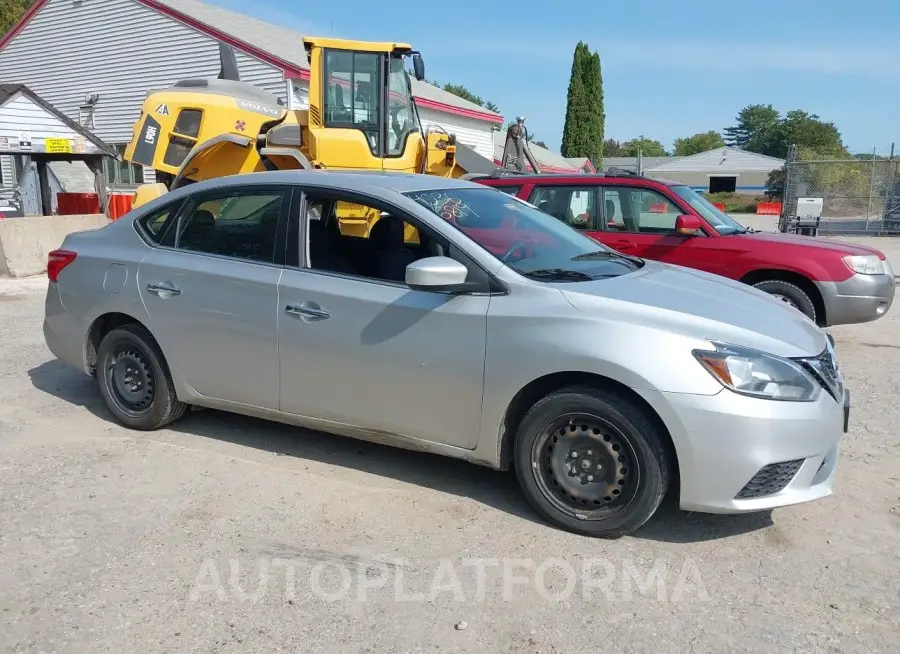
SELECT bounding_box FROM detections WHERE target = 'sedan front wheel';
[514,386,671,537]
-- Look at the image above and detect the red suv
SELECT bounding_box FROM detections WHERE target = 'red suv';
[477,172,895,326]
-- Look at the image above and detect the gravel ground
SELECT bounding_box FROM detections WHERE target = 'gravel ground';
[1,275,899,653]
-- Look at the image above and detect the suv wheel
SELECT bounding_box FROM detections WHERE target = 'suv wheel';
[96,324,188,430]
[514,386,671,538]
[752,280,817,322]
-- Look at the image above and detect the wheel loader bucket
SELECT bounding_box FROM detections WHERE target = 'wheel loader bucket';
[131,183,169,210]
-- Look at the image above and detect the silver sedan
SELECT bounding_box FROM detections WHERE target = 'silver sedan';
[43,171,850,537]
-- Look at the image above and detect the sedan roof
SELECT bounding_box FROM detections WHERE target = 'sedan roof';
[197,169,483,194]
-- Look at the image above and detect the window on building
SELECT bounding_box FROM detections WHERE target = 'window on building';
[12,155,25,185]
[103,144,145,187]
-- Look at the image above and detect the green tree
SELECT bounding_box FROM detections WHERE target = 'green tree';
[426,80,499,114]
[440,83,483,107]
[561,42,604,163]
[673,130,725,156]
[1,0,34,36]
[603,138,627,157]
[581,48,605,164]
[561,42,588,159]
[723,104,780,148]
[749,110,846,159]
[621,136,667,157]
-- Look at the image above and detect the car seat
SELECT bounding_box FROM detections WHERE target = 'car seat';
[308,216,356,274]
[180,209,216,251]
[369,216,416,282]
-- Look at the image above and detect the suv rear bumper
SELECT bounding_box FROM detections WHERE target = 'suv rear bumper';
[815,262,895,326]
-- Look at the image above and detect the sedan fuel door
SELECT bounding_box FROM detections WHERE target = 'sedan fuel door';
[276,190,491,450]
[137,185,288,409]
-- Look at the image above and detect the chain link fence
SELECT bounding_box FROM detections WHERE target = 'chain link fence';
[780,147,900,235]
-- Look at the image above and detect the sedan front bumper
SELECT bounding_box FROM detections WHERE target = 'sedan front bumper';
[815,260,895,326]
[636,385,846,514]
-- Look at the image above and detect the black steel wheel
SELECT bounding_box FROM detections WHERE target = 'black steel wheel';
[514,386,671,537]
[104,345,156,418]
[96,324,188,430]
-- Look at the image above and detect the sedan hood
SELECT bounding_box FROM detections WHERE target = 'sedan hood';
[558,261,827,358]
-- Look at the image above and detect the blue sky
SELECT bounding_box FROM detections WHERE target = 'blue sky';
[207,0,899,155]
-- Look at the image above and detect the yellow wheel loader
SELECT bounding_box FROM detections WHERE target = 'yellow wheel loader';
[124,37,479,239]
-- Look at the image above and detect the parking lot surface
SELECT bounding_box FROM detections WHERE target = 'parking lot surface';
[1,274,898,653]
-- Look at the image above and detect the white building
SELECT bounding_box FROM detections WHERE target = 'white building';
[0,0,503,193]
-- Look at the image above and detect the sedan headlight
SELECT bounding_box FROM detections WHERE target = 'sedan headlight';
[693,342,821,401]
[843,254,885,275]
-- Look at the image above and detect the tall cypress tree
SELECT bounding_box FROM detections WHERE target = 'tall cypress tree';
[561,42,605,164]
[581,50,605,165]
[560,42,588,158]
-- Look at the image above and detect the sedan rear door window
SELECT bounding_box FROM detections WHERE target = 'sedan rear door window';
[175,188,286,263]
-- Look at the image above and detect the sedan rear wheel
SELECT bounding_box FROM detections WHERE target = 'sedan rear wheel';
[96,324,188,430]
[514,386,670,537]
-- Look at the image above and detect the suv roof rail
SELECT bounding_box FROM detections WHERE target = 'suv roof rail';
[468,167,647,181]
[605,166,641,177]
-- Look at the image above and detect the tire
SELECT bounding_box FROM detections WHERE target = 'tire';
[95,324,188,430]
[513,386,671,538]
[752,279,817,322]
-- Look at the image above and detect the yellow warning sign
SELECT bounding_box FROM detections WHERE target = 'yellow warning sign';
[45,137,73,154]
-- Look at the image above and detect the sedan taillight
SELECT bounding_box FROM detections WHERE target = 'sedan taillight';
[47,249,77,282]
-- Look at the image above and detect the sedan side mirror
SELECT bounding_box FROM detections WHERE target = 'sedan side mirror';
[406,256,469,292]
[675,215,704,236]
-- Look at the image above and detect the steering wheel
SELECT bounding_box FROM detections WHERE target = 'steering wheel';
[500,241,530,262]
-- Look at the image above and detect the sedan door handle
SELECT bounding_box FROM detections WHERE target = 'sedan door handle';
[146,282,182,297]
[611,240,636,251]
[285,303,331,320]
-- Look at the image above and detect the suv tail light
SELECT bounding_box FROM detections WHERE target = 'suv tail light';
[47,249,77,282]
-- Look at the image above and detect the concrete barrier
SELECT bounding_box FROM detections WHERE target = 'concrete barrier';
[0,214,108,278]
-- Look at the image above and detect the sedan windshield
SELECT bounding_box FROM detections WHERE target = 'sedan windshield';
[405,187,642,282]
[669,185,748,235]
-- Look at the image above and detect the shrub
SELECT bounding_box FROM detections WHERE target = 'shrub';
[701,192,762,213]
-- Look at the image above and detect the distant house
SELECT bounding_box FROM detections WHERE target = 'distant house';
[565,157,597,173]
[642,147,784,194]
[599,156,680,173]
[599,148,783,193]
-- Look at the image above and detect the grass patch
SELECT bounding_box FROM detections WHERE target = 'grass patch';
[702,192,764,213]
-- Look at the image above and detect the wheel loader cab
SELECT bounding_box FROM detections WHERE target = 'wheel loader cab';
[302,37,437,173]
[123,37,462,206]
